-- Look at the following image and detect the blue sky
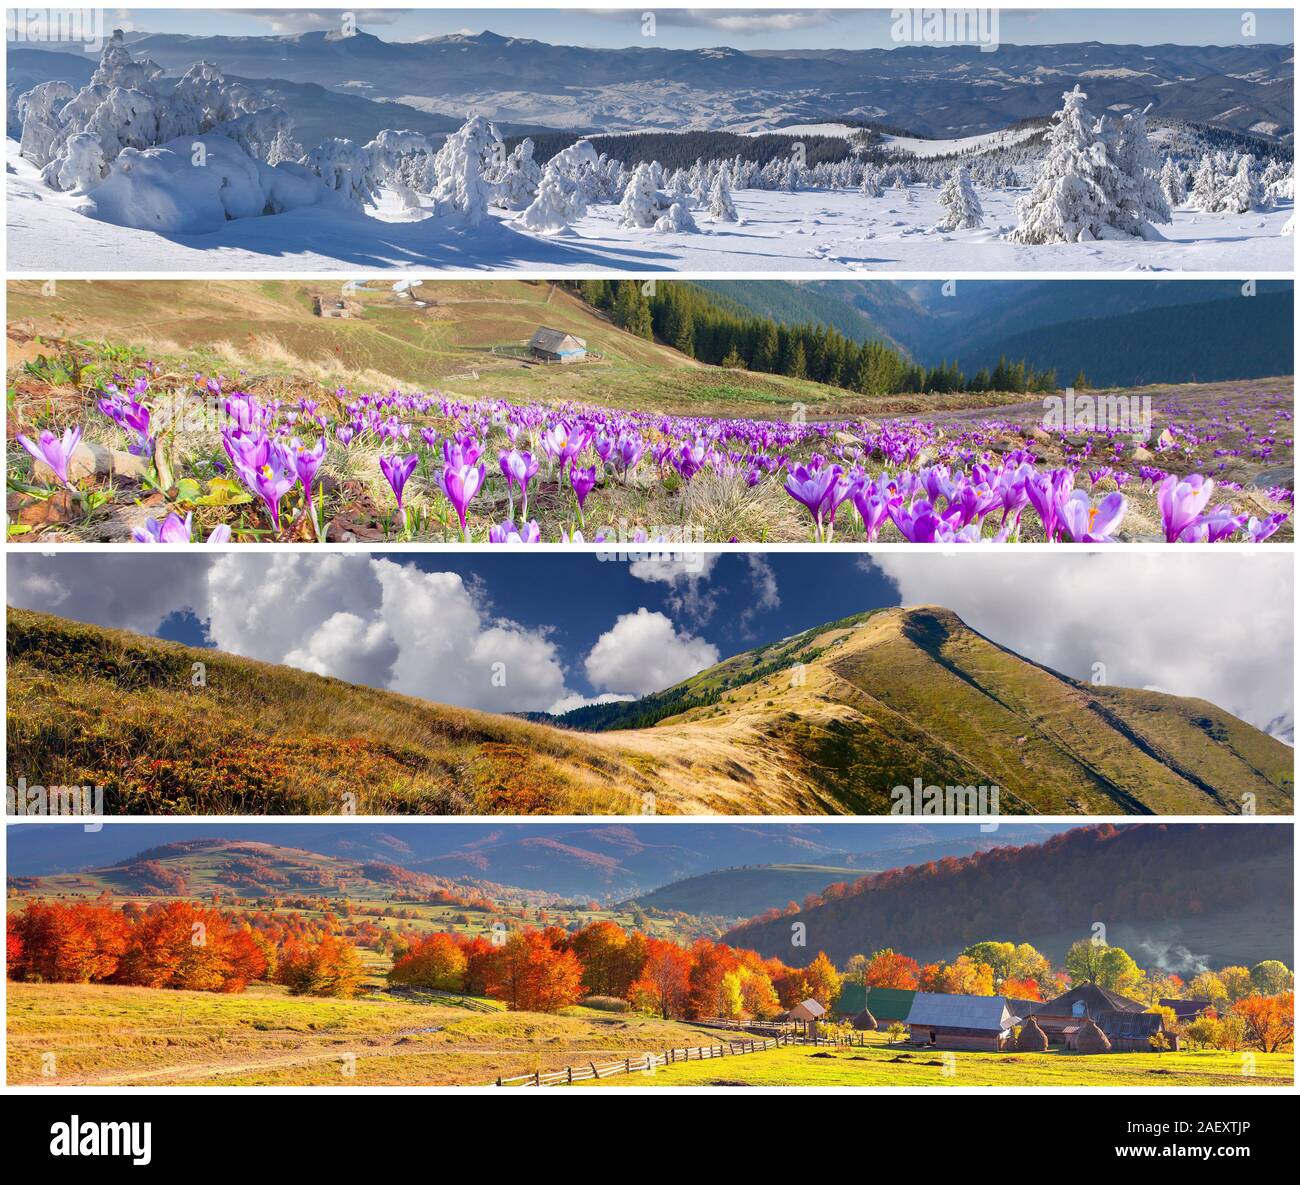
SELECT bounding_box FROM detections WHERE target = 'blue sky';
[108,8,1293,48]
[6,551,1290,729]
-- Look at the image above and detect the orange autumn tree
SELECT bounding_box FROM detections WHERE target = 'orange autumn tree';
[1232,992,1295,1053]
[798,951,844,1008]
[569,920,647,998]
[487,930,584,1012]
[276,933,366,998]
[628,937,692,1019]
[863,949,921,990]
[113,902,267,993]
[9,901,128,984]
[388,932,468,992]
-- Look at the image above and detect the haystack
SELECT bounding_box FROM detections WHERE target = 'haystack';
[1015,1014,1049,1052]
[1075,1018,1112,1054]
[852,1008,878,1031]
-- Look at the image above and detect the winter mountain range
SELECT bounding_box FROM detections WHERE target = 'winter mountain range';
[8,29,1294,141]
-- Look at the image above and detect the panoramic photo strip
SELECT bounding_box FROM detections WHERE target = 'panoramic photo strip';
[6,819,1293,1088]
[4,7,1294,273]
[5,278,1294,545]
[6,550,1293,817]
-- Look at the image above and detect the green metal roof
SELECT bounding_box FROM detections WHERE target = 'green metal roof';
[862,987,917,1023]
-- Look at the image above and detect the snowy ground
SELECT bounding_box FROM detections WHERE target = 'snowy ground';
[8,139,1293,273]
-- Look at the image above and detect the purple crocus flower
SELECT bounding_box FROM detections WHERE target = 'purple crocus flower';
[437,460,486,540]
[499,449,540,520]
[17,426,83,488]
[132,512,193,543]
[252,444,296,531]
[570,464,598,517]
[1157,474,1214,542]
[291,436,327,495]
[380,452,419,511]
[488,519,541,543]
[1060,490,1126,543]
[784,463,842,541]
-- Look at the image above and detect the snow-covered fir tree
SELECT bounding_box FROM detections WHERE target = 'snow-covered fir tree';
[1105,105,1171,238]
[516,140,598,233]
[428,115,502,224]
[707,166,739,221]
[654,201,699,233]
[1220,154,1262,214]
[492,138,542,210]
[1188,153,1222,212]
[1008,86,1119,243]
[1159,156,1186,207]
[935,163,984,230]
[618,162,667,228]
[300,138,378,210]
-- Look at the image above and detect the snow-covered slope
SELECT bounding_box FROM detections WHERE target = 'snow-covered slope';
[9,138,1293,274]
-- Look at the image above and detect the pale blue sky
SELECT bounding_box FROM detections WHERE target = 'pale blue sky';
[102,8,1293,49]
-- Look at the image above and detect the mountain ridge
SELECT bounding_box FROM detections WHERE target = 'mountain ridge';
[7,606,1290,817]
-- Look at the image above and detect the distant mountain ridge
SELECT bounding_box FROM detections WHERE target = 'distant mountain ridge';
[5,822,1065,899]
[708,280,1295,384]
[10,30,1291,138]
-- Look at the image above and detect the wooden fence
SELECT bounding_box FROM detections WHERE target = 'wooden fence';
[494,1033,792,1087]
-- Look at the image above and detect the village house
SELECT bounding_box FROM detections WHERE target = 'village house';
[528,327,588,363]
[1023,983,1179,1052]
[904,992,1020,1051]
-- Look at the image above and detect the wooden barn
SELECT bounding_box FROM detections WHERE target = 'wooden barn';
[528,327,588,363]
[904,993,1020,1051]
[1030,983,1177,1052]
[1161,997,1213,1023]
[1093,1010,1180,1052]
[1027,982,1145,1044]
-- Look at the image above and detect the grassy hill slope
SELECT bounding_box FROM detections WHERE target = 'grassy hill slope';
[8,607,1290,817]
[724,825,1294,969]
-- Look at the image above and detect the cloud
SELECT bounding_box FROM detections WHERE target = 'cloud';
[868,553,1292,733]
[547,691,636,716]
[211,9,400,35]
[8,554,573,715]
[582,8,841,35]
[739,554,781,635]
[5,554,209,635]
[628,553,720,624]
[584,608,720,697]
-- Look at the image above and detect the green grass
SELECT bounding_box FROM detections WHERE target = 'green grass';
[7,982,725,1087]
[577,1033,1294,1088]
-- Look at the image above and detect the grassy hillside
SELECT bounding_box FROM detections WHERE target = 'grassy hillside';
[8,278,971,420]
[724,824,1294,968]
[6,981,723,1087]
[9,606,1291,817]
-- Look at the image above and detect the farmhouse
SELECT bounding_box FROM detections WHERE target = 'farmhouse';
[783,999,827,1024]
[1161,997,1213,1022]
[528,327,588,363]
[905,992,1020,1051]
[1026,983,1178,1052]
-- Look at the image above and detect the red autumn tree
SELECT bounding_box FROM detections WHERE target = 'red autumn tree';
[1233,992,1294,1053]
[388,932,467,992]
[628,937,692,1019]
[486,930,584,1013]
[9,901,128,983]
[863,949,921,990]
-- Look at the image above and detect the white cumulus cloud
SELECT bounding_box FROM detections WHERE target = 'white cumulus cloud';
[584,607,720,697]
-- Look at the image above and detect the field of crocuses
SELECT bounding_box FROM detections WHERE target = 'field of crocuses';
[6,362,1293,544]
